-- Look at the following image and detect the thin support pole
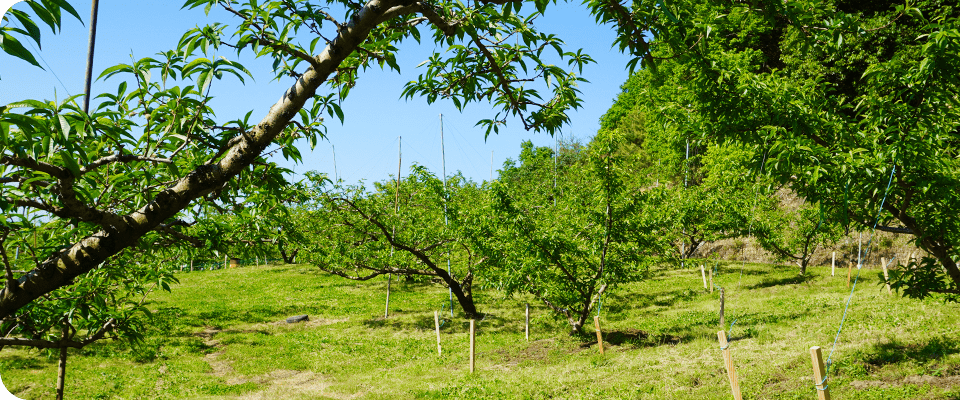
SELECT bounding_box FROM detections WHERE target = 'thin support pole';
[719,287,725,328]
[718,330,742,400]
[469,319,476,373]
[700,264,707,290]
[331,145,338,183]
[594,316,604,355]
[384,274,391,318]
[525,303,530,341]
[810,346,831,400]
[440,114,452,317]
[709,268,714,293]
[881,257,892,295]
[434,311,442,356]
[82,0,100,114]
[831,252,836,276]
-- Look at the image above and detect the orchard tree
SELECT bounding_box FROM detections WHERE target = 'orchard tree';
[0,0,597,322]
[297,168,487,318]
[477,133,672,334]
[594,0,960,296]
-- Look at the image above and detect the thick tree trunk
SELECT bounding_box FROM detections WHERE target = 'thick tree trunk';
[434,269,479,319]
[885,204,960,292]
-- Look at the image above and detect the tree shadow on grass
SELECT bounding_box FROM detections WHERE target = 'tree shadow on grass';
[748,273,817,289]
[860,336,960,367]
[575,328,682,350]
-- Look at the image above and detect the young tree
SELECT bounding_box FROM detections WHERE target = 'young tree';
[297,168,487,318]
[752,196,843,275]
[0,0,595,319]
[476,133,672,334]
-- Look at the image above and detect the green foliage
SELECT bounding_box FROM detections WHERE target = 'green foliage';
[598,0,960,294]
[476,133,673,333]
[295,166,487,317]
[0,0,82,76]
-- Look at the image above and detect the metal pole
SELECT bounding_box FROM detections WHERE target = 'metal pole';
[82,0,101,114]
[440,114,452,317]
[331,145,338,183]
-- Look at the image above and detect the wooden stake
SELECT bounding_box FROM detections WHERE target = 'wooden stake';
[810,346,831,400]
[384,274,391,318]
[700,264,707,290]
[719,287,725,328]
[847,262,852,289]
[717,330,742,400]
[434,311,442,356]
[469,319,476,373]
[831,252,836,276]
[881,257,892,295]
[525,303,530,341]
[709,267,714,293]
[594,316,604,355]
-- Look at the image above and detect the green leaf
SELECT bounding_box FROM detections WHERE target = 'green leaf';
[59,151,81,177]
[1,33,42,68]
[58,114,70,143]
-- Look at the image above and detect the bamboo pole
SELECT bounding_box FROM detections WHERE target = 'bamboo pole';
[434,311,442,356]
[717,330,742,400]
[594,316,604,355]
[469,319,476,373]
[810,346,831,400]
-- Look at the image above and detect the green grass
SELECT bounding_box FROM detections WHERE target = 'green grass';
[2,262,959,399]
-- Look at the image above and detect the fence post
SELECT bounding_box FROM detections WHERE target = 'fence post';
[594,316,604,355]
[810,346,831,400]
[434,311,442,357]
[717,330,742,400]
[469,319,476,373]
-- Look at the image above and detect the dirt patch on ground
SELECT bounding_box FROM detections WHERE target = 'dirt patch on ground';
[850,375,960,390]
[259,317,349,329]
[196,326,356,398]
[494,338,558,365]
[237,369,356,400]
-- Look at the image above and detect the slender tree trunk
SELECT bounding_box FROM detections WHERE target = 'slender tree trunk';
[56,346,67,400]
[433,269,479,318]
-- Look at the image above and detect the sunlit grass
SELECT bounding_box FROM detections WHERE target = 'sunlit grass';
[2,262,959,399]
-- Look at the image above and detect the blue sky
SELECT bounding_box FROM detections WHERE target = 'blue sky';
[2,0,632,185]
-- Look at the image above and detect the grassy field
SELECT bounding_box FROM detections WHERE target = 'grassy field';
[1,261,959,399]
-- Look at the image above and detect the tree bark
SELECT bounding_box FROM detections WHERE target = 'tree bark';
[0,0,424,319]
[56,346,67,400]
